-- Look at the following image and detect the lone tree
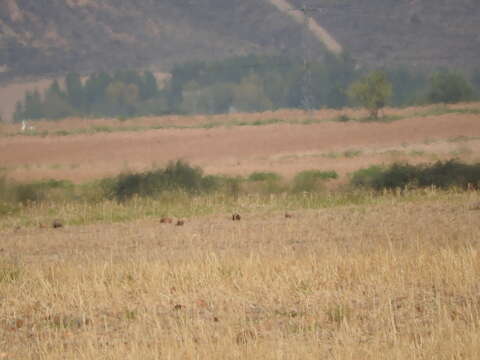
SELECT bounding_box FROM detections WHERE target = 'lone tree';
[348,71,392,119]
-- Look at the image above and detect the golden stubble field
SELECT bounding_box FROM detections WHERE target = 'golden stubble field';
[1,190,480,359]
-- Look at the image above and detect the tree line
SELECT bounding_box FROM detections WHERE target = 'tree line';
[13,54,480,122]
[14,70,162,121]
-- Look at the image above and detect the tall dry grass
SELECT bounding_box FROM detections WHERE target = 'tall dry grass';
[1,189,480,358]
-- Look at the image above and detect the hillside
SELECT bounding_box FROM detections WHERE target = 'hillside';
[0,0,479,80]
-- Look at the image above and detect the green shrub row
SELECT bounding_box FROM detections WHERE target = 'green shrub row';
[105,167,341,200]
[0,177,75,215]
[0,164,341,207]
[0,177,74,205]
[248,171,282,182]
[350,160,480,190]
[6,159,479,208]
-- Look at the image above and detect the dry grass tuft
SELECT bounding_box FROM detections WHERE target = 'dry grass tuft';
[235,329,257,345]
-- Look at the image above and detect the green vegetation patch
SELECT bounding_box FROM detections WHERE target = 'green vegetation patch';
[105,160,216,201]
[350,160,480,190]
[0,177,75,206]
[3,158,480,229]
[248,171,282,182]
[292,170,338,193]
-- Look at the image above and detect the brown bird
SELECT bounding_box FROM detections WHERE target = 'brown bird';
[176,220,185,226]
[160,217,173,224]
[232,213,241,221]
[285,212,293,218]
[52,219,63,229]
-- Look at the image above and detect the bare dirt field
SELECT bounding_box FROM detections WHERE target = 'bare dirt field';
[1,104,480,182]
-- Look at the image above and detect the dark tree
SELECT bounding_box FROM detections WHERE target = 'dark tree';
[140,71,159,100]
[427,71,474,104]
[65,72,85,111]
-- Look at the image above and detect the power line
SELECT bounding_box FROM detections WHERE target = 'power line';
[288,3,324,111]
[176,1,327,111]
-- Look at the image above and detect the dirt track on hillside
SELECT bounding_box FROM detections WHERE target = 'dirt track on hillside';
[2,112,480,182]
[266,0,343,55]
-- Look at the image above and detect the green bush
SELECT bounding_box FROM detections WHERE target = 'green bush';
[248,171,282,182]
[350,165,385,188]
[244,172,286,194]
[0,175,19,214]
[0,177,74,206]
[416,160,480,188]
[292,170,338,193]
[106,160,218,201]
[350,160,480,190]
[348,71,392,119]
[12,179,75,205]
[163,160,206,191]
[335,114,351,122]
[427,71,474,104]
[351,163,422,190]
[78,179,112,203]
[0,175,10,201]
[375,163,420,190]
[201,175,225,192]
[15,183,47,204]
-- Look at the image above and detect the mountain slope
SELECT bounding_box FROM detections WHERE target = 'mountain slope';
[0,0,479,80]
[0,0,304,79]
[309,0,480,69]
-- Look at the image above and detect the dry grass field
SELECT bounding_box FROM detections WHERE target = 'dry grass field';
[1,190,480,359]
[2,104,480,358]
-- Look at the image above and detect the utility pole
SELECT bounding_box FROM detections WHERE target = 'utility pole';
[289,3,323,111]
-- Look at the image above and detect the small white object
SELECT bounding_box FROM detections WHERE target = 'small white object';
[21,120,35,132]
